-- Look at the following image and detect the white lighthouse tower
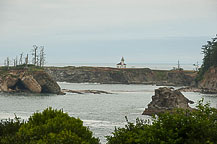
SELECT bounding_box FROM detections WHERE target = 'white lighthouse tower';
[117,57,126,68]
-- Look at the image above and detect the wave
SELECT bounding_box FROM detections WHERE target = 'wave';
[58,82,101,85]
[83,119,125,128]
[111,90,154,93]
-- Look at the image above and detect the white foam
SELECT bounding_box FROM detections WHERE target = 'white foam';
[83,119,125,128]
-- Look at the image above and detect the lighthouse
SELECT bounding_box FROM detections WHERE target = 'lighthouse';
[117,57,126,68]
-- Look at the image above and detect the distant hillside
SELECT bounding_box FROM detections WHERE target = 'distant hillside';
[45,66,195,86]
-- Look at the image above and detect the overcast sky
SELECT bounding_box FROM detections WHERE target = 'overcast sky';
[0,0,217,65]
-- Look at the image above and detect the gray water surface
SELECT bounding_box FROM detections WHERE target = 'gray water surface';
[0,83,217,143]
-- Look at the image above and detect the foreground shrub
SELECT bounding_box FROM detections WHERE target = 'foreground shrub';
[0,108,99,144]
[106,101,217,144]
[0,116,23,144]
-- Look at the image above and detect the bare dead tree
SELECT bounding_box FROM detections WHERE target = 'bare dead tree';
[25,54,29,65]
[6,57,10,69]
[13,59,16,67]
[39,46,45,67]
[36,52,40,66]
[15,56,18,66]
[32,45,38,65]
[19,53,23,65]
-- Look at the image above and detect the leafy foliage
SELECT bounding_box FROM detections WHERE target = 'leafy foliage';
[0,116,23,144]
[106,100,217,144]
[0,108,99,144]
[197,35,217,81]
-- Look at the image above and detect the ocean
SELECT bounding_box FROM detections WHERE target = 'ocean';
[0,82,216,143]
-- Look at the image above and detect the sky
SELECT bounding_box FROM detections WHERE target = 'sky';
[0,0,217,65]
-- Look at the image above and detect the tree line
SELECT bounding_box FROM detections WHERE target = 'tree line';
[3,45,45,68]
[197,34,217,81]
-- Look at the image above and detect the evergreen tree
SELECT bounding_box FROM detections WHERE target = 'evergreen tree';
[197,34,217,81]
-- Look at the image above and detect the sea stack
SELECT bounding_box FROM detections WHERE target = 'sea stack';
[0,66,62,94]
[143,87,194,115]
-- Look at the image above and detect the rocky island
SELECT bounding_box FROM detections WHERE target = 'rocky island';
[0,65,62,94]
[143,87,194,115]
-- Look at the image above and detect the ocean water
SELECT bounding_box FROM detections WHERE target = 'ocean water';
[0,83,217,143]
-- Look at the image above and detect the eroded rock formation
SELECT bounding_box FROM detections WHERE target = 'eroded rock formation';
[0,69,61,94]
[143,87,194,115]
[21,75,42,93]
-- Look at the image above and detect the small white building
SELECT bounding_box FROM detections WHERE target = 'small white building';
[117,57,126,68]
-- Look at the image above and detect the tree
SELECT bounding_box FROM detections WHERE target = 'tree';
[0,116,23,144]
[106,101,217,144]
[25,54,28,65]
[0,108,99,144]
[32,45,45,67]
[39,46,45,67]
[6,57,10,69]
[197,34,217,81]
[13,56,18,67]
[32,45,39,66]
[19,53,23,65]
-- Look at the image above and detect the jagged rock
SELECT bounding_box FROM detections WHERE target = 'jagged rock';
[143,87,194,115]
[62,89,83,94]
[21,75,42,93]
[0,75,18,92]
[32,71,61,94]
[5,75,18,88]
[62,89,112,94]
[82,90,112,94]
[178,87,202,92]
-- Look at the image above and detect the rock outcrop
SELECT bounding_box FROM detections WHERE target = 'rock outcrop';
[21,75,42,93]
[143,87,194,115]
[45,67,195,86]
[62,89,112,94]
[178,87,202,93]
[198,66,217,94]
[0,68,62,94]
[32,71,61,94]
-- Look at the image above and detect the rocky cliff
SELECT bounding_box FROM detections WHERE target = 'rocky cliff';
[198,66,217,93]
[143,87,194,115]
[45,67,195,86]
[0,67,61,94]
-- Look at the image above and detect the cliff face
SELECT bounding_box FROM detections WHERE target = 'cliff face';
[0,68,61,94]
[198,66,217,93]
[45,67,195,86]
[46,67,154,84]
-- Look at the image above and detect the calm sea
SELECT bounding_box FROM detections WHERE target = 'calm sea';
[0,83,216,143]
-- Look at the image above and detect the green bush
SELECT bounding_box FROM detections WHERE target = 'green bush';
[0,116,23,144]
[0,108,99,144]
[106,101,217,144]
